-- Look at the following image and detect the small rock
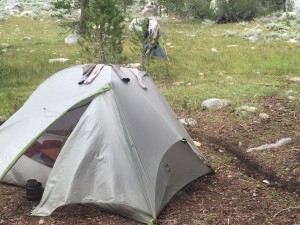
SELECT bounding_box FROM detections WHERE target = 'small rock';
[287,96,296,101]
[227,45,238,48]
[292,168,299,174]
[39,219,44,225]
[259,113,270,120]
[263,180,270,185]
[287,39,299,43]
[186,118,197,126]
[202,98,231,110]
[22,36,31,40]
[194,141,201,147]
[20,11,37,19]
[130,63,140,68]
[49,58,70,63]
[290,77,300,82]
[226,76,233,80]
[173,81,184,86]
[65,34,80,44]
[238,106,257,113]
[179,118,187,125]
[246,36,258,41]
[252,193,258,197]
[1,43,9,47]
[179,118,197,126]
[228,175,233,178]
[42,4,52,11]
[211,47,219,53]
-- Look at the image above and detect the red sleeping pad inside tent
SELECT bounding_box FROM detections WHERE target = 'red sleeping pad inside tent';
[42,148,61,161]
[25,142,42,158]
[25,140,62,162]
[42,140,63,149]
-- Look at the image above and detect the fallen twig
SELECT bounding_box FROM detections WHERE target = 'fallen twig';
[273,206,300,218]
[247,138,292,153]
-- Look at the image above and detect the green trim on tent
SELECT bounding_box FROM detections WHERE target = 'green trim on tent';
[0,84,112,181]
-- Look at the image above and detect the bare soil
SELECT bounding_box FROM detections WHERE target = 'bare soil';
[0,96,299,225]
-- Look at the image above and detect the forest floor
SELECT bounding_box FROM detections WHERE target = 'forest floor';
[0,96,299,225]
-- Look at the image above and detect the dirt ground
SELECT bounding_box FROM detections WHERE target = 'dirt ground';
[0,96,299,225]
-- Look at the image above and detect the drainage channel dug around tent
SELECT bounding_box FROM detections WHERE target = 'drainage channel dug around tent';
[0,64,211,224]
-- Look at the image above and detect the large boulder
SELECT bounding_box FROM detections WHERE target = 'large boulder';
[4,0,22,11]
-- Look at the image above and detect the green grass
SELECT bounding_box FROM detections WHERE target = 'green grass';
[0,17,299,119]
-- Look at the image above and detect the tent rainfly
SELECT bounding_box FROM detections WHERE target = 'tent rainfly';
[0,64,211,224]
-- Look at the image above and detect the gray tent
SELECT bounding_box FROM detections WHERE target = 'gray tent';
[0,65,211,224]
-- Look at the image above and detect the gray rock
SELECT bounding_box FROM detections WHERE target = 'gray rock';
[5,0,22,11]
[65,34,80,44]
[290,77,300,82]
[20,10,37,19]
[246,36,259,41]
[201,98,231,109]
[259,112,270,120]
[42,4,52,11]
[287,96,296,101]
[179,118,197,126]
[9,9,21,16]
[238,106,257,113]
[49,58,70,63]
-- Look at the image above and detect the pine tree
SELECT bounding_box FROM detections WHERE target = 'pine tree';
[80,0,125,63]
[53,0,125,64]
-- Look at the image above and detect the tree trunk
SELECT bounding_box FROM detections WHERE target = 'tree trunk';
[80,0,89,34]
[99,29,105,63]
[123,0,127,13]
[159,3,162,17]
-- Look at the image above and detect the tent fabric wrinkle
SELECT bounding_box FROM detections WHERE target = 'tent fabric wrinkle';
[0,64,211,224]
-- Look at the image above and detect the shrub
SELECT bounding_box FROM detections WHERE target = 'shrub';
[182,0,214,20]
[214,0,260,23]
